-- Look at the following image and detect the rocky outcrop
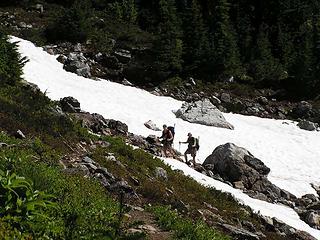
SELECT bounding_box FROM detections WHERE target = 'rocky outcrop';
[72,112,128,136]
[63,52,91,78]
[297,120,318,131]
[174,99,234,129]
[202,143,295,202]
[65,154,135,195]
[60,96,81,113]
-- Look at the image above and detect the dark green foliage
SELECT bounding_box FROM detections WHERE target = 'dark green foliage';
[154,0,183,72]
[151,206,231,240]
[45,0,93,43]
[208,0,243,80]
[0,33,27,85]
[182,0,209,74]
[249,25,286,86]
[109,0,138,24]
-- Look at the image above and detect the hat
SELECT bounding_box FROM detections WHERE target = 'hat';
[187,132,192,136]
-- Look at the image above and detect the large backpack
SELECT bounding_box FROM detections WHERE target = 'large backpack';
[167,126,175,138]
[195,137,200,151]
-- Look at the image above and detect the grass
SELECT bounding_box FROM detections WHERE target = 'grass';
[151,206,230,240]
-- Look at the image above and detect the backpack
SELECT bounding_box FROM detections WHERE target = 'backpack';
[167,126,175,138]
[195,137,200,151]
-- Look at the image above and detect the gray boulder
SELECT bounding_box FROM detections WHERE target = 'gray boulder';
[64,52,91,78]
[174,99,234,130]
[144,120,161,131]
[60,96,81,113]
[203,143,290,202]
[297,120,318,131]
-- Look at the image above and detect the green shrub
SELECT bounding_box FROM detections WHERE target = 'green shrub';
[151,206,230,240]
[45,0,93,43]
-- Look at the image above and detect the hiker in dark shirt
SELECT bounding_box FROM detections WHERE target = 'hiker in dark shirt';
[179,133,197,166]
[159,124,174,157]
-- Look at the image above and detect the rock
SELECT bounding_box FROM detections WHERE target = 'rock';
[257,96,269,105]
[138,225,157,233]
[203,143,270,184]
[109,180,134,194]
[174,99,234,130]
[297,120,318,131]
[72,112,128,135]
[64,53,91,78]
[155,167,168,180]
[35,4,44,13]
[101,55,122,70]
[57,54,68,64]
[94,173,110,188]
[233,181,245,189]
[60,96,81,113]
[21,80,40,93]
[292,101,313,118]
[307,202,320,211]
[114,49,131,64]
[0,143,8,148]
[107,119,128,135]
[203,143,286,201]
[221,223,260,240]
[74,43,82,52]
[144,120,161,131]
[288,230,318,240]
[14,130,26,139]
[210,96,221,105]
[220,93,231,103]
[95,167,115,182]
[305,211,320,228]
[122,79,133,86]
[82,156,94,164]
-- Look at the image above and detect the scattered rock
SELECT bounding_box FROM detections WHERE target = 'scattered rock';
[305,211,320,229]
[155,167,168,180]
[220,93,231,103]
[114,49,131,64]
[174,99,234,129]
[144,120,161,131]
[221,223,260,240]
[14,130,26,139]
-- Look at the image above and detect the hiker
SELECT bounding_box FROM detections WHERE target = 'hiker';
[159,124,174,157]
[179,133,197,166]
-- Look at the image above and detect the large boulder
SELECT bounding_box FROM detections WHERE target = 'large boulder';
[174,99,234,130]
[202,143,291,202]
[203,143,270,185]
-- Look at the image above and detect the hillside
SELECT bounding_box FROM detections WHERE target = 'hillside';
[1,1,320,240]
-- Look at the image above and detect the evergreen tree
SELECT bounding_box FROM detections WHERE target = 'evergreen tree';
[249,24,285,87]
[287,22,315,98]
[154,0,183,72]
[182,0,209,73]
[0,33,27,85]
[110,0,138,24]
[209,0,243,80]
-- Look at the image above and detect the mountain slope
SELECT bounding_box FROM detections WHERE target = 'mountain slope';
[11,36,320,239]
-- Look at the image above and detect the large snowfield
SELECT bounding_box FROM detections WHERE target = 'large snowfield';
[11,36,320,238]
